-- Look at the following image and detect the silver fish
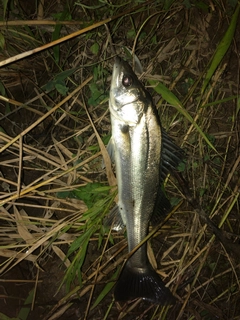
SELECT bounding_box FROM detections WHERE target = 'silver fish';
[108,56,183,304]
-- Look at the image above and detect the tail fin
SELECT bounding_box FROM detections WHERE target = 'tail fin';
[114,261,175,304]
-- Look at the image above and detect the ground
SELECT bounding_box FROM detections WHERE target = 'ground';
[0,1,240,319]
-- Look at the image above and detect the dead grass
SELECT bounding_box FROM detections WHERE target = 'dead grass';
[0,0,239,319]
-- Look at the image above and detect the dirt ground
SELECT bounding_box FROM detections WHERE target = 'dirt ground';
[0,1,240,319]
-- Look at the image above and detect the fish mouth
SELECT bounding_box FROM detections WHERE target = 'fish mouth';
[111,56,135,87]
[114,55,122,66]
[110,56,139,107]
[113,56,134,77]
[111,58,124,89]
[114,56,124,68]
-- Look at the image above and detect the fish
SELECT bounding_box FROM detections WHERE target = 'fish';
[107,56,183,304]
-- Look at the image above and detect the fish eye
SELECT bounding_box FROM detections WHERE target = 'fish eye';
[122,75,132,87]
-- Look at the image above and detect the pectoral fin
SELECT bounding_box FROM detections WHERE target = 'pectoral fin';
[102,137,115,169]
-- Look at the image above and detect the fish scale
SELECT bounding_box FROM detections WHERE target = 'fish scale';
[108,56,183,304]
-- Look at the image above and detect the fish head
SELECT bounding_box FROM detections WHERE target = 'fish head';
[109,56,149,126]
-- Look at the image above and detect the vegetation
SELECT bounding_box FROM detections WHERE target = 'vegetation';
[0,0,239,319]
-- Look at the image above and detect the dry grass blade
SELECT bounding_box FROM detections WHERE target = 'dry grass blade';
[0,1,154,67]
[0,77,92,154]
[0,0,239,319]
[83,99,116,187]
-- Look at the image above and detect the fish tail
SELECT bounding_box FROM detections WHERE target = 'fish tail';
[114,261,175,304]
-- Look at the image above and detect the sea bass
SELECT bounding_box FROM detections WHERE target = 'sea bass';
[108,56,183,304]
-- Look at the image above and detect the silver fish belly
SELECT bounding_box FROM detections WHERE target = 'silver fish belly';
[109,56,177,304]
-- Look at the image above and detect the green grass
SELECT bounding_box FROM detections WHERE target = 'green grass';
[0,0,239,319]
